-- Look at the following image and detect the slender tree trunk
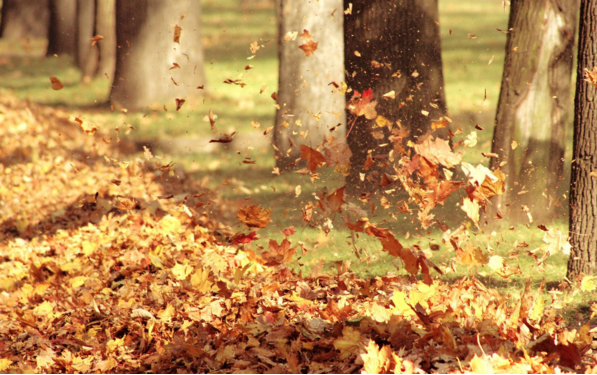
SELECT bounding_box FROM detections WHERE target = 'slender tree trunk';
[111,0,207,111]
[47,0,77,56]
[489,0,579,224]
[76,0,98,80]
[343,0,447,195]
[273,0,345,169]
[0,0,49,40]
[566,0,597,279]
[95,0,116,81]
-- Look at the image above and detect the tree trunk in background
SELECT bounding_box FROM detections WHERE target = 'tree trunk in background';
[344,0,447,195]
[47,0,77,56]
[566,0,597,279]
[95,0,116,80]
[0,0,49,40]
[76,0,98,80]
[111,0,207,111]
[273,0,345,169]
[489,0,578,224]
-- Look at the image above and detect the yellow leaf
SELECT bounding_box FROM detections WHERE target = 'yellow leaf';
[528,296,544,323]
[70,276,87,289]
[392,290,415,317]
[470,354,492,374]
[333,326,362,360]
[36,348,55,370]
[158,303,176,322]
[160,215,182,234]
[33,301,54,318]
[0,358,12,371]
[461,198,480,226]
[375,115,392,128]
[171,263,193,281]
[106,336,125,352]
[190,267,213,293]
[81,241,97,256]
[581,275,597,292]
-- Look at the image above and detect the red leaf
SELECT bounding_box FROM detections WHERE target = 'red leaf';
[231,231,258,245]
[281,226,296,237]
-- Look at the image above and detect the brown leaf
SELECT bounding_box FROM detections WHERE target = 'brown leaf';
[173,24,182,43]
[414,137,463,168]
[263,239,296,266]
[238,205,271,228]
[298,29,318,57]
[175,98,185,111]
[50,76,64,90]
[300,145,326,172]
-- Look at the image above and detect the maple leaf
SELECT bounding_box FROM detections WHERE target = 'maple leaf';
[317,186,345,214]
[324,139,352,166]
[415,136,462,168]
[361,340,393,374]
[238,205,271,228]
[281,226,296,237]
[231,231,258,245]
[347,89,378,120]
[50,76,63,90]
[300,144,326,172]
[298,29,318,56]
[262,238,296,266]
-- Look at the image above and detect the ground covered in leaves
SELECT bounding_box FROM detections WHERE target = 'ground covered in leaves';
[1,96,597,373]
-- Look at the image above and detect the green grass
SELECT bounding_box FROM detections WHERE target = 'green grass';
[1,0,593,321]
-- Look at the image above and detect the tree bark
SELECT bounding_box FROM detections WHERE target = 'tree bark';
[273,0,345,169]
[47,0,77,56]
[95,0,116,81]
[566,0,597,279]
[111,0,207,111]
[76,0,99,80]
[0,0,49,40]
[343,0,447,195]
[489,0,579,224]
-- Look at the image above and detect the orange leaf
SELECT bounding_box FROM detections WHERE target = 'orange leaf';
[263,239,296,266]
[298,29,318,57]
[50,76,63,90]
[300,145,326,172]
[237,205,271,228]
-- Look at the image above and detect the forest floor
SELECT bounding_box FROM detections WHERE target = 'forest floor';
[1,0,596,372]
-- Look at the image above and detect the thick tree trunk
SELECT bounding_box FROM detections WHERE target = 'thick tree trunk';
[0,0,49,40]
[489,0,578,224]
[47,0,77,56]
[76,0,98,80]
[111,0,207,111]
[343,0,447,195]
[95,0,116,80]
[273,0,345,169]
[566,0,597,279]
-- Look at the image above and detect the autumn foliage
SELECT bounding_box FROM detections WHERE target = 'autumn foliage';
[0,89,596,374]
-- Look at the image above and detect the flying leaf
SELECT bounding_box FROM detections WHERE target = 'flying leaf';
[300,144,326,172]
[173,24,182,43]
[175,98,185,111]
[263,239,296,266]
[231,231,258,245]
[415,137,462,168]
[298,29,318,57]
[90,35,104,46]
[238,205,271,228]
[50,76,64,90]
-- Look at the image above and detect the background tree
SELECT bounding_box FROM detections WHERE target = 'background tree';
[343,0,447,195]
[273,0,345,169]
[0,0,49,40]
[489,0,579,224]
[75,0,116,81]
[111,0,206,111]
[566,0,597,278]
[47,0,76,56]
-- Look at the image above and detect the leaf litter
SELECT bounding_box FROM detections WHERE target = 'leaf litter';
[0,87,595,374]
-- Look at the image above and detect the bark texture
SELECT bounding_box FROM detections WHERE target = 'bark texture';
[344,0,447,195]
[47,0,77,56]
[111,0,207,111]
[95,0,116,79]
[76,0,99,79]
[0,0,49,40]
[489,0,579,223]
[567,0,597,278]
[273,0,345,169]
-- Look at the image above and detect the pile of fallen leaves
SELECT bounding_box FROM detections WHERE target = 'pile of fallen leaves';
[1,96,597,373]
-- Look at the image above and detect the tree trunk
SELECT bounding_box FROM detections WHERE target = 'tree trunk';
[47,0,77,56]
[566,0,597,279]
[343,0,447,195]
[273,0,345,169]
[75,0,98,80]
[489,0,579,225]
[0,0,49,40]
[111,0,207,111]
[95,0,116,81]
